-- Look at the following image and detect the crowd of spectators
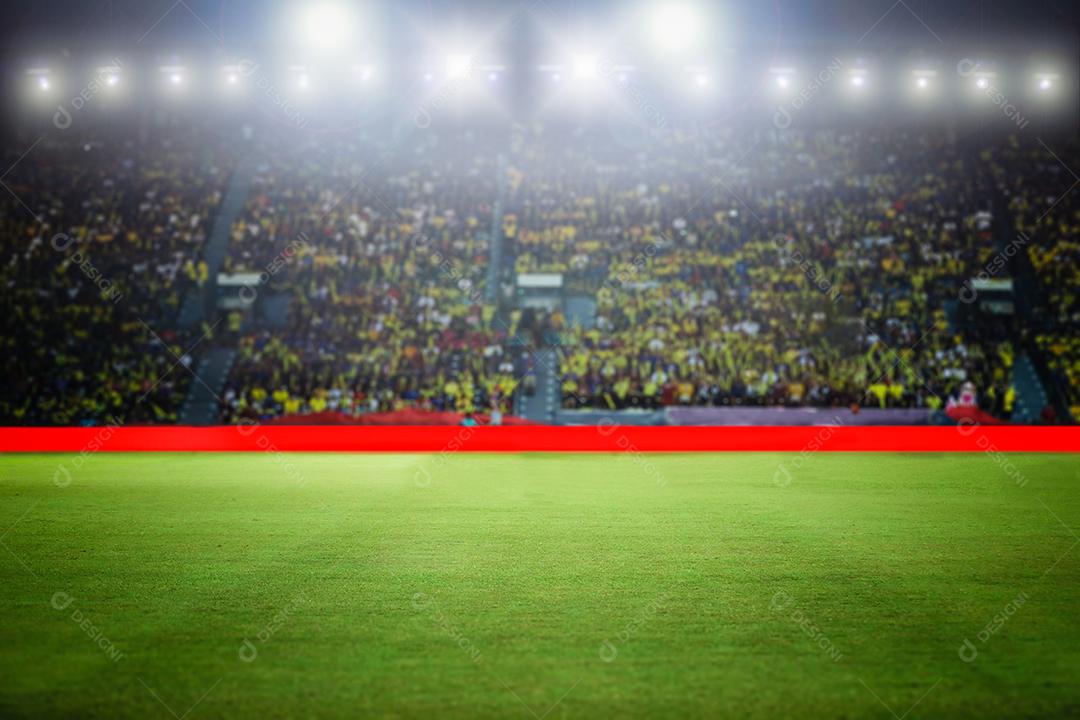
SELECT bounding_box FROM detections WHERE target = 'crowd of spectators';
[0,130,232,424]
[505,127,1017,412]
[219,132,527,422]
[9,123,1078,425]
[1001,136,1080,419]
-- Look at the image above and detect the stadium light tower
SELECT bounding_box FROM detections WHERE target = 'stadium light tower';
[446,54,473,80]
[96,63,122,90]
[160,65,186,91]
[573,54,599,80]
[297,3,354,53]
[647,2,703,55]
[769,67,796,94]
[26,68,55,98]
[1034,72,1059,92]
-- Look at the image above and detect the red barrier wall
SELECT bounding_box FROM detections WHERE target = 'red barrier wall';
[1,425,1077,452]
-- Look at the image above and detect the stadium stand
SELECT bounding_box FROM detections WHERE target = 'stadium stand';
[218,134,526,423]
[0,130,233,424]
[507,127,1018,413]
[3,126,1076,424]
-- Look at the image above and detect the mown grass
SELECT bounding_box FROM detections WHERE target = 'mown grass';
[0,452,1077,718]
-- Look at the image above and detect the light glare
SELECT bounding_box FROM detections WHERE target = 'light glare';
[298,3,352,52]
[446,54,473,79]
[573,54,598,80]
[649,3,702,54]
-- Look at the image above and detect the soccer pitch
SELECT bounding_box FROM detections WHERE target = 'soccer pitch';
[1,452,1077,718]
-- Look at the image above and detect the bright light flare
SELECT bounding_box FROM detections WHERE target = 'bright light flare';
[1033,73,1060,99]
[648,3,702,54]
[573,54,598,80]
[446,54,473,80]
[296,3,355,53]
[770,68,796,93]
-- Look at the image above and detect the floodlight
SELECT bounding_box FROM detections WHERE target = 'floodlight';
[1032,72,1060,97]
[552,72,561,83]
[916,77,928,89]
[695,73,708,87]
[648,3,702,54]
[770,68,795,91]
[851,74,865,88]
[95,64,121,89]
[38,76,50,91]
[298,3,353,52]
[159,66,187,94]
[976,77,989,89]
[573,55,598,80]
[298,73,310,89]
[227,73,239,84]
[446,54,472,80]
[488,72,498,82]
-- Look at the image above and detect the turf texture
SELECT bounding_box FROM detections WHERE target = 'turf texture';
[0,452,1078,718]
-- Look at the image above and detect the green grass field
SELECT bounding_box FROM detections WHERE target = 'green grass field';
[1,452,1078,718]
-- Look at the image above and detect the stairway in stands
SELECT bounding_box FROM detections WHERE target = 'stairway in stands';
[564,295,597,330]
[175,149,258,424]
[177,155,258,331]
[1011,353,1049,424]
[518,345,560,423]
[178,348,237,425]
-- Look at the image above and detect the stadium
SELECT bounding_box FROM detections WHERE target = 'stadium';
[2,0,1079,717]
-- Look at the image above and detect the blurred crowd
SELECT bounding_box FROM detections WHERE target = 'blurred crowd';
[0,130,232,424]
[506,127,1019,413]
[219,132,527,422]
[1002,136,1080,419]
[5,124,1077,425]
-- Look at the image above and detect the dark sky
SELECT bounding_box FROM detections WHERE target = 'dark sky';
[3,0,1078,57]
